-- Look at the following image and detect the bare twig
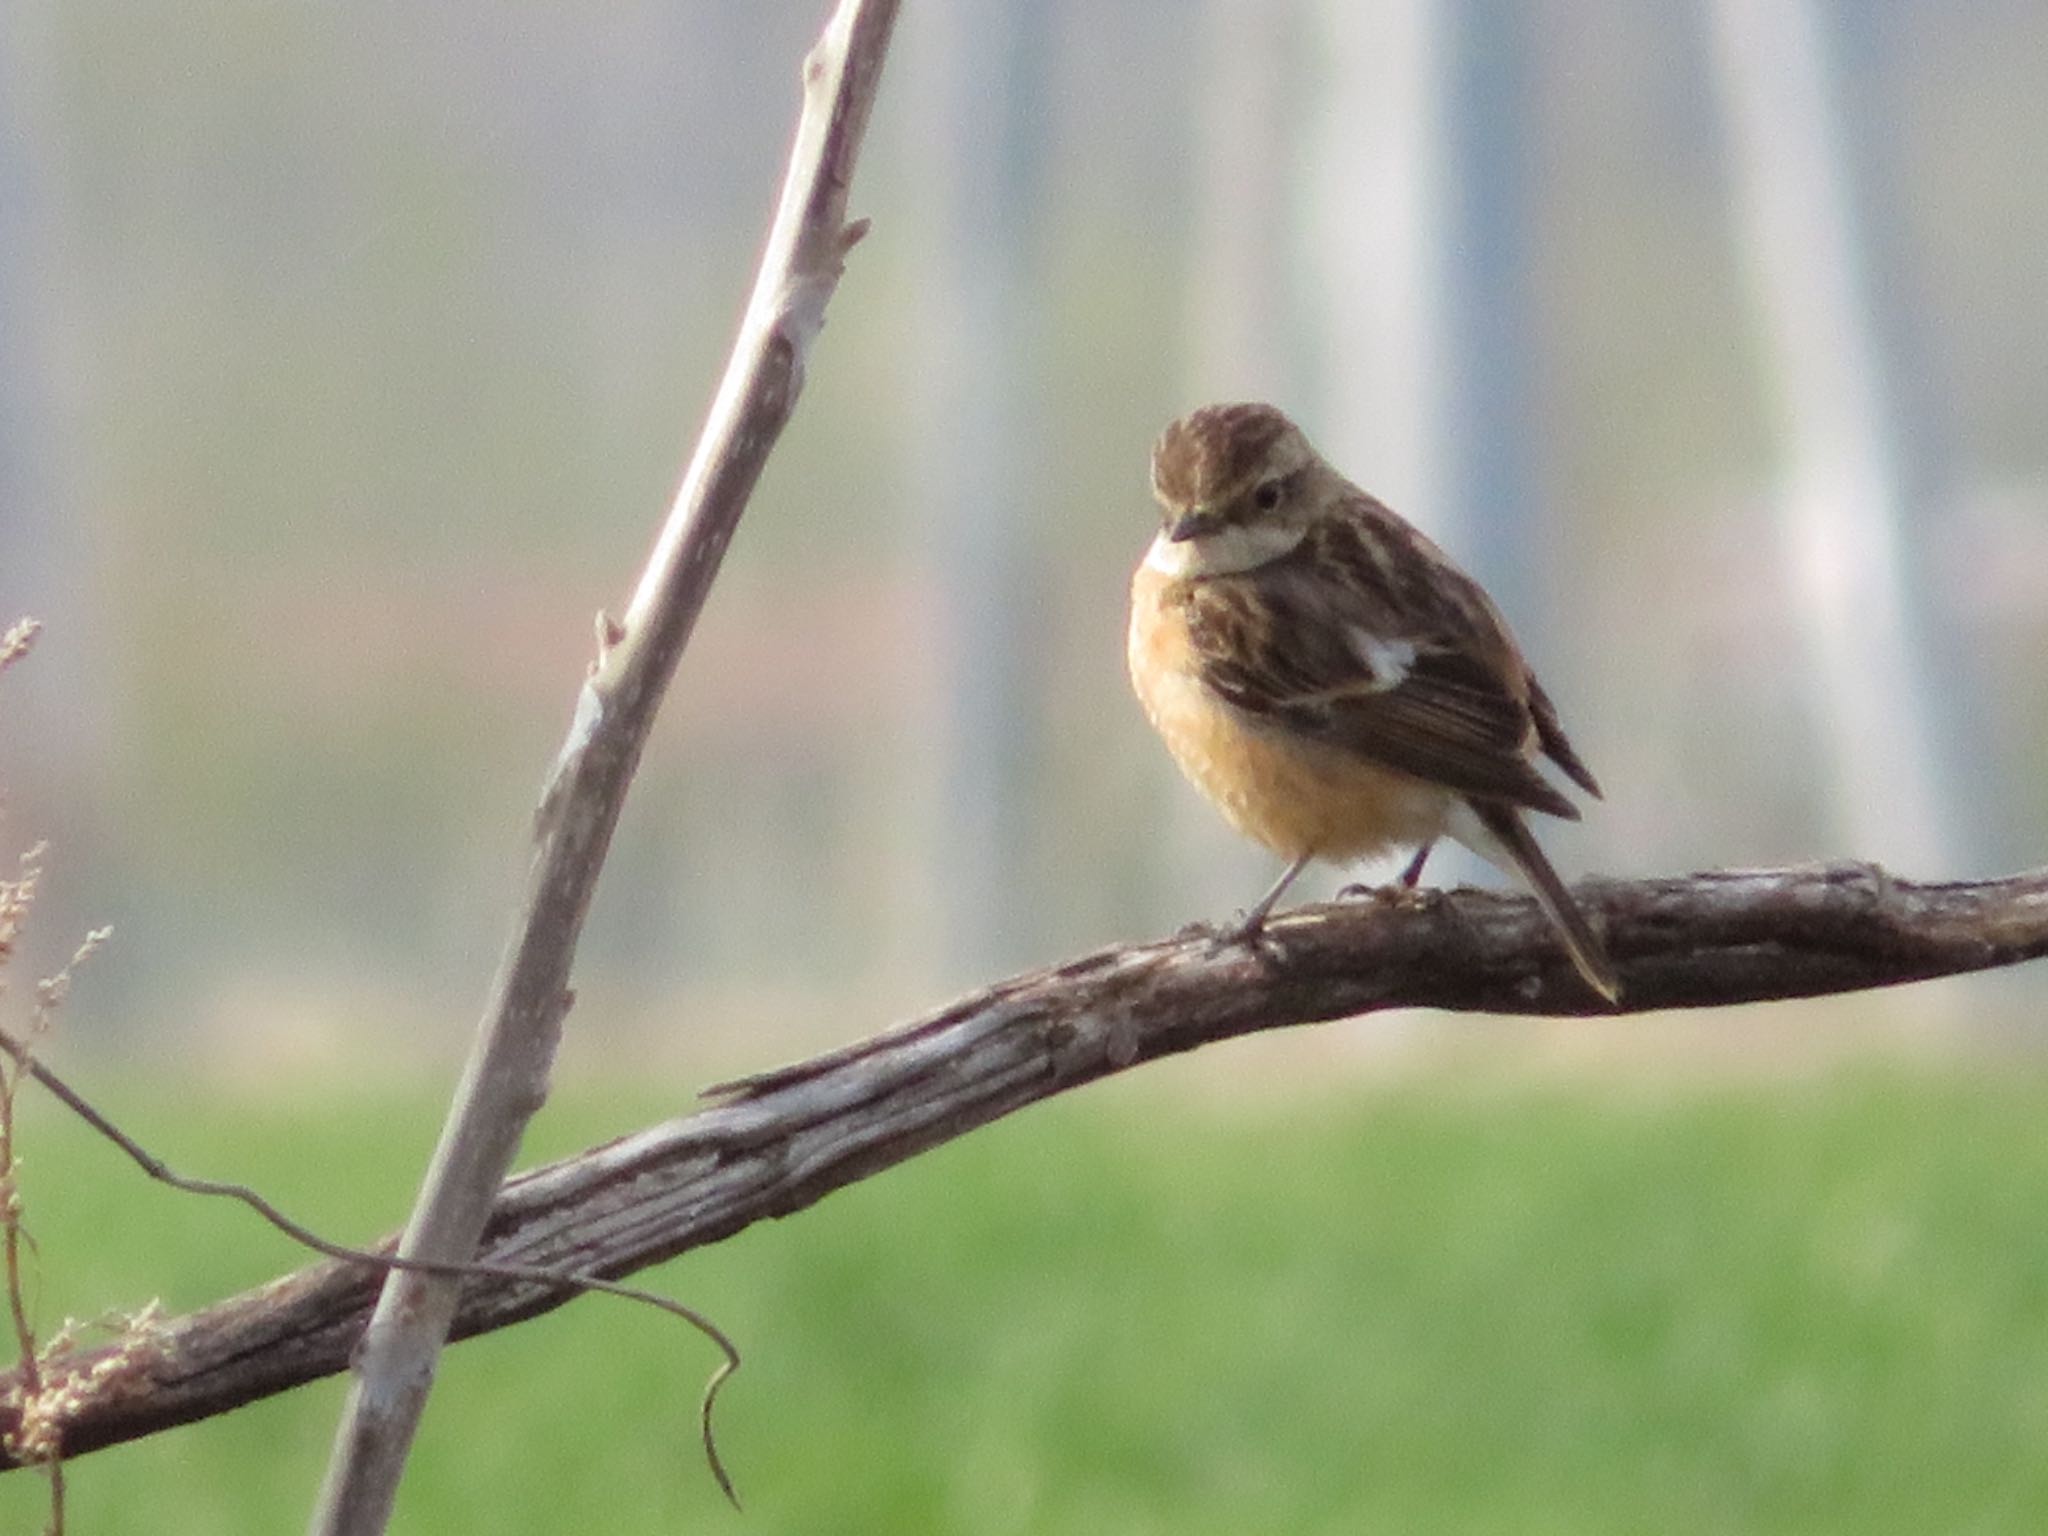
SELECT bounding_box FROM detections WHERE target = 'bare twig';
[307,3,902,1530]
[0,1029,742,1504]
[0,619,39,676]
[11,861,2048,1466]
[0,850,97,1535]
[0,1059,57,1535]
[0,637,56,1535]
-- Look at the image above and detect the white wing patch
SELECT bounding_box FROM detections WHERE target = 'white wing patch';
[1346,628,1416,692]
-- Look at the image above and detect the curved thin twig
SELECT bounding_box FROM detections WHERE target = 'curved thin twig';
[0,1030,744,1506]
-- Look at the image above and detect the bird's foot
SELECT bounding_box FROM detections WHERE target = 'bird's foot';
[1178,908,1282,957]
[1337,880,1432,911]
[1217,908,1271,946]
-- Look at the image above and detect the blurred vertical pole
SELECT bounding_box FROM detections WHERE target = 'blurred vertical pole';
[1188,0,1296,406]
[1436,3,1541,637]
[1303,0,1542,883]
[1300,0,1445,900]
[0,5,89,739]
[1303,0,1447,535]
[902,0,1048,979]
[0,12,52,625]
[1305,0,1541,626]
[1169,0,1300,921]
[0,1,106,973]
[1704,0,1960,874]
[1829,10,2003,867]
[576,4,685,456]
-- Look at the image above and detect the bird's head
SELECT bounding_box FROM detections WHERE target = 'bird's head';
[1146,402,1321,578]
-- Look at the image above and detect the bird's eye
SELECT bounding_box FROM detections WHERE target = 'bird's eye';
[1252,479,1284,511]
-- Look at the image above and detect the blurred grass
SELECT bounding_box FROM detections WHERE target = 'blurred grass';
[6,1062,2048,1533]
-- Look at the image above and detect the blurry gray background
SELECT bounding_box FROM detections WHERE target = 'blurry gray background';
[2,0,2044,1077]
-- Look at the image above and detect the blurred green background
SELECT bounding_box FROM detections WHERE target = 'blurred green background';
[9,1067,2048,1534]
[3,0,2048,1529]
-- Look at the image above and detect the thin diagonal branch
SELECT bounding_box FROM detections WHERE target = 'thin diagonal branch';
[11,861,2047,1467]
[307,3,901,1530]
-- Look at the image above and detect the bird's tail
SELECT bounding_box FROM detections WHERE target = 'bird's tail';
[1456,799,1620,1004]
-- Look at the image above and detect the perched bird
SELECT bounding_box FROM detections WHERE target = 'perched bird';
[1127,401,1619,1002]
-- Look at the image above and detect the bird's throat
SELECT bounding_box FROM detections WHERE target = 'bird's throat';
[1143,520,1305,579]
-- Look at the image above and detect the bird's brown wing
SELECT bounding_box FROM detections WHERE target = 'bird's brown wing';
[1176,513,1581,819]
[1526,671,1602,799]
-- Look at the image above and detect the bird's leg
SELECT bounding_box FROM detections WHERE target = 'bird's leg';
[1338,839,1437,905]
[1216,852,1313,944]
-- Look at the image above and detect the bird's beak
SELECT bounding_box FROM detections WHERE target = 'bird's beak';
[1165,506,1216,543]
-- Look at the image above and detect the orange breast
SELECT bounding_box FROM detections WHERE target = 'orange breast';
[1127,561,1450,863]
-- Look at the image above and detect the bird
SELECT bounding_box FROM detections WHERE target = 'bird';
[1126,401,1619,1003]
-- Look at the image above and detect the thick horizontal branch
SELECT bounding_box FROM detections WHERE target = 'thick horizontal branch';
[10,861,2046,1466]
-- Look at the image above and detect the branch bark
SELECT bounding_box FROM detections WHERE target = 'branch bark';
[12,862,2047,1467]
[305,4,901,1530]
